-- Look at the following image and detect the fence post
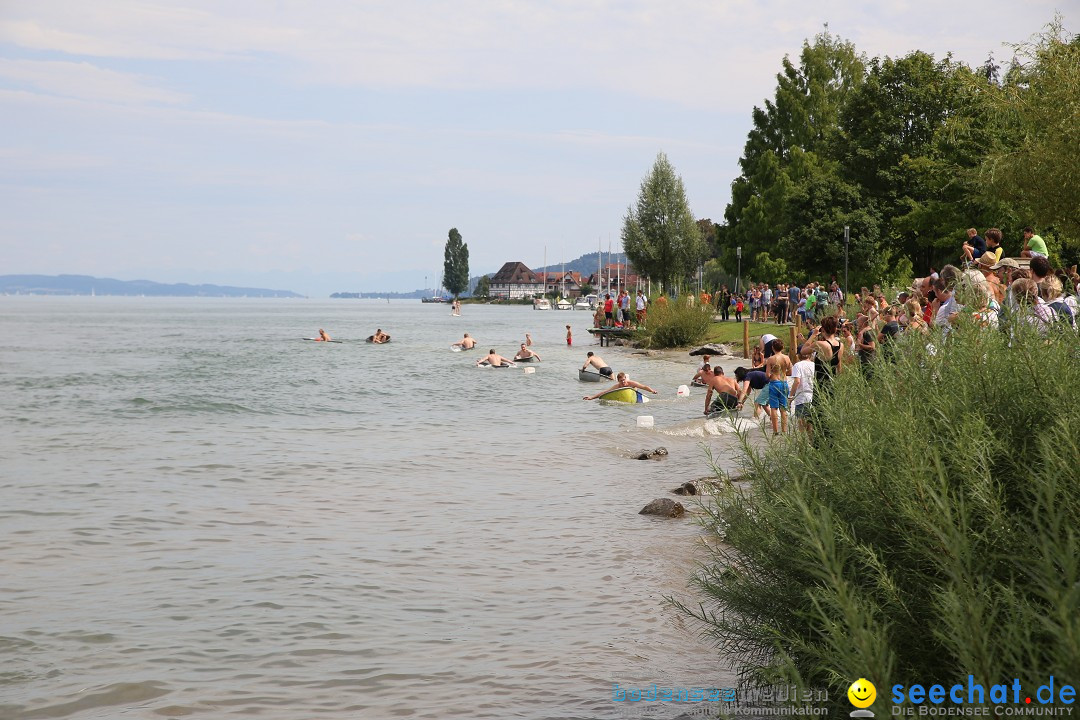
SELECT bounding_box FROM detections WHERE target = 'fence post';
[743,320,750,359]
[789,325,798,364]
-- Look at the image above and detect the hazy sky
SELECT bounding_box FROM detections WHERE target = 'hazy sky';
[0,1,1065,295]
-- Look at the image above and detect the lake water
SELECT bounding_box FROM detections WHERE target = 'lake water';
[0,297,747,720]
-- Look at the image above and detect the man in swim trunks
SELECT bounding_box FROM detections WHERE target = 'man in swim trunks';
[702,367,741,415]
[453,332,477,350]
[315,329,332,342]
[477,349,513,367]
[582,351,613,377]
[372,329,390,343]
[514,343,542,362]
[583,372,658,401]
[765,352,790,435]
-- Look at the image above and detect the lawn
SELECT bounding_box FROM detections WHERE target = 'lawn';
[704,319,793,347]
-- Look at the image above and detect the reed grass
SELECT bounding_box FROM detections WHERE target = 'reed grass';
[679,317,1080,713]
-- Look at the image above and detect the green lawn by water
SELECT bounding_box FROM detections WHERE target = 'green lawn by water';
[704,319,793,347]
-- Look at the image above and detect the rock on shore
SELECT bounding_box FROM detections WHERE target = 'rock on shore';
[689,343,733,357]
[670,478,723,495]
[632,447,668,460]
[639,498,686,518]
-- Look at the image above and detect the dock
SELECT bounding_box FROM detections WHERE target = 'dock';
[585,327,634,347]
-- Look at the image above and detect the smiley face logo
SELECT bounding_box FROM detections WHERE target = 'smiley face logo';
[848,678,876,708]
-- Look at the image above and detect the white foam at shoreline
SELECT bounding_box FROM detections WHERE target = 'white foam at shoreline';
[657,415,761,437]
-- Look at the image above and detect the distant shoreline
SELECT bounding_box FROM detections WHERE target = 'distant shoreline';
[0,274,303,299]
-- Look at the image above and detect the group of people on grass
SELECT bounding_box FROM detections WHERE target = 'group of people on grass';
[714,281,848,325]
[698,252,1078,436]
[593,289,649,329]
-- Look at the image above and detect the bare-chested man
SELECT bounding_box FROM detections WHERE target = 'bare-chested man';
[583,372,657,401]
[477,349,513,367]
[765,339,792,378]
[581,351,613,378]
[453,332,477,350]
[514,343,542,362]
[702,367,741,415]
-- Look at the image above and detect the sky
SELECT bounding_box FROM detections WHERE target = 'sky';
[0,1,1067,296]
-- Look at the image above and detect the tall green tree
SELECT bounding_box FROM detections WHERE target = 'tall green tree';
[972,19,1080,262]
[834,51,986,270]
[442,228,470,299]
[721,29,865,278]
[474,274,490,298]
[621,152,705,291]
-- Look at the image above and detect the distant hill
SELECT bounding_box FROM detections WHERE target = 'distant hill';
[536,251,629,276]
[0,274,303,298]
[336,251,631,297]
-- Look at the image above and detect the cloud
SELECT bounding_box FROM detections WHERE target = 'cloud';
[0,58,188,105]
[0,0,1063,112]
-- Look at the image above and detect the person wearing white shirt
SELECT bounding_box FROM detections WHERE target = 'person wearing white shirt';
[788,347,815,433]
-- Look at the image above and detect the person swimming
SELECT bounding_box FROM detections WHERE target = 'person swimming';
[477,349,513,367]
[583,372,657,401]
[514,343,541,362]
[453,333,477,350]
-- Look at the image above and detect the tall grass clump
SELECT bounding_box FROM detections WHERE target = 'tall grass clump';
[636,298,712,348]
[681,318,1080,712]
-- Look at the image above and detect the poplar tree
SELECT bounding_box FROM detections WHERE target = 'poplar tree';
[443,228,469,299]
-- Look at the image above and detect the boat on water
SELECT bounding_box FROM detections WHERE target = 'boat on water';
[578,369,608,382]
[574,296,593,310]
[421,296,446,303]
[554,298,573,310]
[534,298,551,310]
[597,387,649,403]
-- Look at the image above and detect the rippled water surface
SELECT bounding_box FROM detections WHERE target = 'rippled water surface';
[0,298,746,720]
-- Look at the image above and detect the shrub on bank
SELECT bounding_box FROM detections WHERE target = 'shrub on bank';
[636,298,712,348]
[681,319,1080,713]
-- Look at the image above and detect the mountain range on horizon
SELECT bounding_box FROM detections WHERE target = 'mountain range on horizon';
[0,274,304,298]
[1,253,630,298]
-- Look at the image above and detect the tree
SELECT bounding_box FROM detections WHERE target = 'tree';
[474,274,490,298]
[720,29,866,273]
[443,228,470,299]
[621,152,705,292]
[972,18,1080,260]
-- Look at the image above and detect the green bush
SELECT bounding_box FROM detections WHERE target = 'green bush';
[635,297,712,348]
[681,318,1080,712]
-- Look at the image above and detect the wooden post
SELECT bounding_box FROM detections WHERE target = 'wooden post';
[789,325,798,364]
[795,312,802,336]
[742,320,750,359]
